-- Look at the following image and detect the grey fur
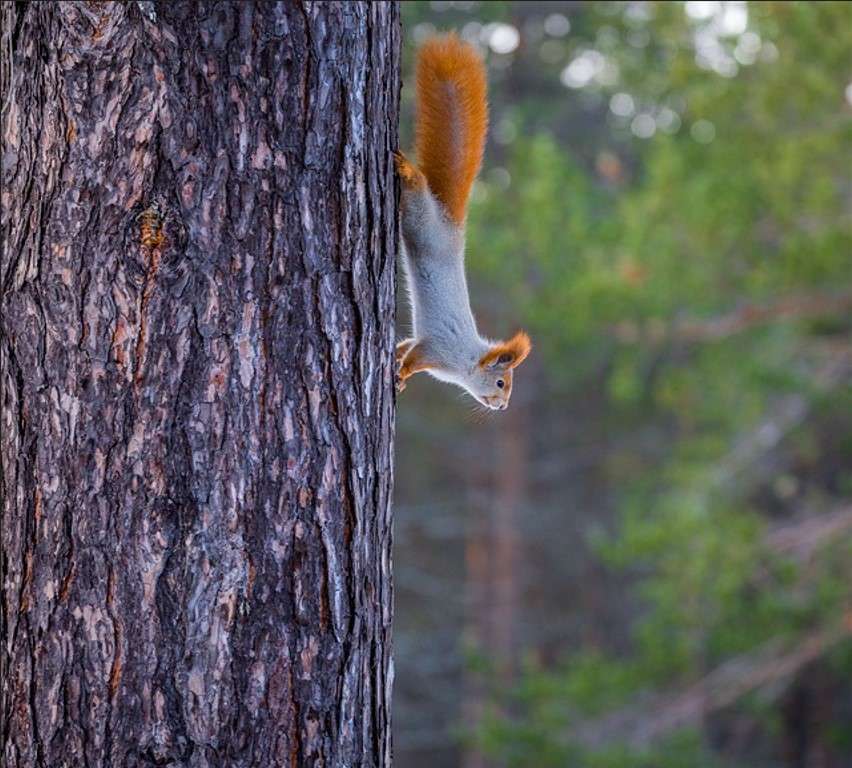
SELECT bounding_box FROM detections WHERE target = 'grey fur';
[398,182,515,409]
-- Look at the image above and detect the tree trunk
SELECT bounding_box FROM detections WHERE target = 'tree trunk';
[1,2,399,766]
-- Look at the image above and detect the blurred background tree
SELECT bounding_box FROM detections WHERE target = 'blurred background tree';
[393,2,852,767]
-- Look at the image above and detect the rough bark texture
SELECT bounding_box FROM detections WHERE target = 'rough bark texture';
[1,2,399,766]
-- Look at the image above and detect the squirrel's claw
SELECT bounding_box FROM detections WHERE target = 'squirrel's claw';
[394,356,407,393]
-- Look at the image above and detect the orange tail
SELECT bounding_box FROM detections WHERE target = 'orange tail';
[415,33,488,226]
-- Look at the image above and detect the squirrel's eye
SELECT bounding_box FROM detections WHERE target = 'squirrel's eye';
[496,379,505,389]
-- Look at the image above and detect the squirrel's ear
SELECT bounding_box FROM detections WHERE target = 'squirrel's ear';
[479,331,532,370]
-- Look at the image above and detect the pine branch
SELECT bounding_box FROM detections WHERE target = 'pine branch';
[574,618,852,750]
[613,291,852,345]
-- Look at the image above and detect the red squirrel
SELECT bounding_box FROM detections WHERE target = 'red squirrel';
[395,33,531,410]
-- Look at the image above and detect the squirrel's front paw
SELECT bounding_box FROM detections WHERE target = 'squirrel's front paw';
[394,360,407,393]
[395,359,407,393]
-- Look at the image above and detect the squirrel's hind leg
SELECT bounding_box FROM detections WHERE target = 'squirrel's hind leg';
[394,151,427,190]
[394,151,447,253]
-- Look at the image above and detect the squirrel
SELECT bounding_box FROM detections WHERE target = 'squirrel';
[394,33,531,410]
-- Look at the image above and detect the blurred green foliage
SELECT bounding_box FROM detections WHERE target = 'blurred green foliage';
[401,1,852,765]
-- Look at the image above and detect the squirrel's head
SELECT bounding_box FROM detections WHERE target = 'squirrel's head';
[468,331,532,410]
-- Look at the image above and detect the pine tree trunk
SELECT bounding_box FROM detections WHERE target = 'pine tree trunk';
[1,2,399,766]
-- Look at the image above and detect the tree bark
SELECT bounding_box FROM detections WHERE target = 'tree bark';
[1,2,399,766]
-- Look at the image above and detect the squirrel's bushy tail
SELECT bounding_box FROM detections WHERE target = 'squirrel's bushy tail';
[415,33,488,225]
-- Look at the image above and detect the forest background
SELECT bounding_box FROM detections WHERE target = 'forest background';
[392,2,852,767]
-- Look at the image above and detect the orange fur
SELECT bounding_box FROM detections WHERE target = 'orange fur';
[415,33,488,225]
[397,342,436,391]
[478,331,532,370]
[396,338,417,364]
[394,151,427,191]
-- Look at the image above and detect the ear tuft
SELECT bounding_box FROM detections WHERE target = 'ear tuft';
[479,331,532,370]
